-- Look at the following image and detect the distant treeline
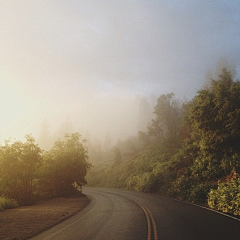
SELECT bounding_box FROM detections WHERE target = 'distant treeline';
[0,133,91,207]
[87,68,240,216]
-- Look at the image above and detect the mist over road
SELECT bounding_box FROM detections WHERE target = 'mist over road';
[31,187,240,240]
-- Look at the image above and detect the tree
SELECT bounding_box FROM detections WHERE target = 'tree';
[0,135,42,204]
[41,133,91,197]
[189,68,240,180]
[145,93,182,144]
[20,135,42,203]
[208,174,240,216]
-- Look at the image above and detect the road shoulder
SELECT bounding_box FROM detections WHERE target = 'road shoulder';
[0,195,90,240]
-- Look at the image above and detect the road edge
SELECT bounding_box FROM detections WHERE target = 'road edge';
[157,194,240,222]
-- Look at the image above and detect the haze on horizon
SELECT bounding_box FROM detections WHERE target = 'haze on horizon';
[0,0,240,148]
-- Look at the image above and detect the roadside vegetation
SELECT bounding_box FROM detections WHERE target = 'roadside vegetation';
[0,197,19,211]
[0,133,91,209]
[1,66,239,217]
[87,67,240,216]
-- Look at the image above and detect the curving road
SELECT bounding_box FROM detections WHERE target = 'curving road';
[31,187,240,240]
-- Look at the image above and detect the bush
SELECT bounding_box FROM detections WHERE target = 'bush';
[0,197,19,211]
[189,183,216,203]
[169,175,194,200]
[208,177,240,216]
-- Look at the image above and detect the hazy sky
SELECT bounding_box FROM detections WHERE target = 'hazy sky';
[0,0,240,144]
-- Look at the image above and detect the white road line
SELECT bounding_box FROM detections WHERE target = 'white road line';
[42,195,97,240]
[160,195,240,222]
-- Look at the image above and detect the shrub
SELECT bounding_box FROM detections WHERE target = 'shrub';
[0,197,19,211]
[189,182,216,203]
[208,177,240,216]
[169,175,194,200]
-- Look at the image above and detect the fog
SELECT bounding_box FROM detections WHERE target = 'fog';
[0,1,240,147]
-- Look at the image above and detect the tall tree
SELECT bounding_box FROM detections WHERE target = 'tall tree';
[189,68,240,179]
[0,135,42,204]
[42,133,91,196]
[146,93,182,143]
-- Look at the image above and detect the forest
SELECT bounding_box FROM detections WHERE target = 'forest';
[87,68,240,216]
[1,67,240,217]
[0,133,91,209]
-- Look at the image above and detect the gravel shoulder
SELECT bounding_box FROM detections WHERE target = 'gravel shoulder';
[0,195,90,240]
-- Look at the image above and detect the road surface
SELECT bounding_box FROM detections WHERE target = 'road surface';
[31,187,240,240]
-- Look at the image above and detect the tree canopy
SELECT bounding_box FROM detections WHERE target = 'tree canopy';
[41,133,91,197]
[0,135,42,204]
[0,133,91,205]
[87,67,240,216]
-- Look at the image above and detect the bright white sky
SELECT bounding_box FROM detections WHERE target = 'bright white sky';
[0,0,240,144]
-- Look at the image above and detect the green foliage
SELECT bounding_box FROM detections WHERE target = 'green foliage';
[173,68,240,204]
[189,68,240,178]
[0,132,91,205]
[125,141,180,193]
[147,93,182,143]
[127,172,161,193]
[39,133,91,197]
[208,176,240,216]
[0,197,19,211]
[0,135,42,204]
[87,66,240,216]
[167,179,214,204]
[189,183,217,203]
[154,93,182,140]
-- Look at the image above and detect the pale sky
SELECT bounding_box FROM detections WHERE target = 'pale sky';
[0,0,240,144]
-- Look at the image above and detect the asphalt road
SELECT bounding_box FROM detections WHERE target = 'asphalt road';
[31,187,240,240]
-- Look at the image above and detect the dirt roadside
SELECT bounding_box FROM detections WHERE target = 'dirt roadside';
[0,195,90,240]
